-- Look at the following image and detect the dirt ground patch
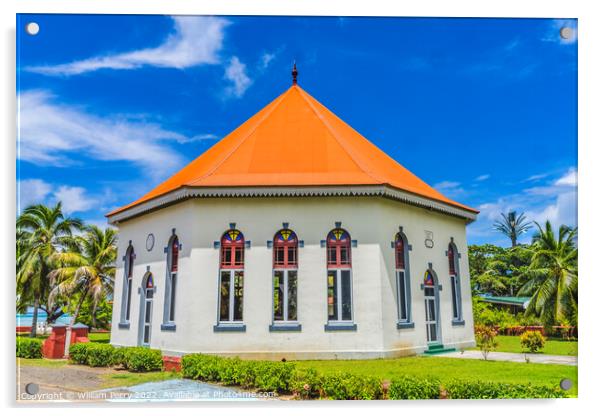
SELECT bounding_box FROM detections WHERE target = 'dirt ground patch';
[17,362,117,401]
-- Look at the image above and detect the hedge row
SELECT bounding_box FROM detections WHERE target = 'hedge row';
[181,354,384,399]
[181,354,567,400]
[69,343,162,372]
[16,337,43,359]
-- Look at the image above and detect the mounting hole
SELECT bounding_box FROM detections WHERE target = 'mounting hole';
[559,27,573,40]
[25,22,40,36]
[559,378,573,391]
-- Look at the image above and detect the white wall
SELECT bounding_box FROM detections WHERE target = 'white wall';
[110,196,475,359]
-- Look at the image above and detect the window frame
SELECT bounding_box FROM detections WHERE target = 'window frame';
[326,229,354,326]
[272,229,299,325]
[217,230,246,327]
[448,243,464,323]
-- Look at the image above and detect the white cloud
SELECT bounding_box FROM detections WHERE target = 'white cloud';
[54,186,97,214]
[434,181,466,198]
[224,57,252,98]
[475,174,490,181]
[555,167,577,186]
[468,167,577,245]
[18,90,188,180]
[17,179,98,215]
[17,179,52,211]
[260,52,276,70]
[27,16,230,76]
[523,173,549,182]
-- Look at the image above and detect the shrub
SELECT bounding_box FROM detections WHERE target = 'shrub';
[216,357,243,385]
[445,379,566,399]
[86,343,116,367]
[290,367,321,399]
[69,342,91,364]
[319,372,383,400]
[388,375,441,400]
[475,325,498,360]
[16,337,43,359]
[520,330,546,353]
[121,347,163,372]
[252,361,296,393]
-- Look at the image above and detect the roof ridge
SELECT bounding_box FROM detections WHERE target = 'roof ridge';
[296,87,385,184]
[188,88,292,185]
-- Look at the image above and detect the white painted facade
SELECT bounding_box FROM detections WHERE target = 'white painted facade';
[109,196,475,359]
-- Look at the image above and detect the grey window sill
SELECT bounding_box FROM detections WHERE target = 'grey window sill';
[269,323,302,332]
[397,321,415,329]
[324,323,357,331]
[452,319,466,326]
[160,323,177,331]
[117,322,130,330]
[214,323,246,332]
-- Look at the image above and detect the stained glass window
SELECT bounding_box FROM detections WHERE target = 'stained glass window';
[273,229,298,268]
[424,270,434,286]
[448,244,456,275]
[326,228,351,268]
[221,230,245,268]
[395,233,405,269]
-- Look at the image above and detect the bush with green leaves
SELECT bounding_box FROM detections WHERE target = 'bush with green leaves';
[319,372,383,400]
[85,343,116,367]
[68,342,89,364]
[253,361,296,393]
[444,379,566,399]
[16,337,43,359]
[120,347,163,372]
[289,367,321,399]
[520,330,546,353]
[388,375,441,400]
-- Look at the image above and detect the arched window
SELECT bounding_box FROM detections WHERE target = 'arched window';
[163,235,179,327]
[219,230,245,323]
[394,232,411,324]
[448,242,463,322]
[120,244,135,325]
[326,228,353,323]
[141,273,154,346]
[273,229,298,323]
[423,270,439,343]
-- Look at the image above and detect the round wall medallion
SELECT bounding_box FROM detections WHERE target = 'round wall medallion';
[425,239,434,248]
[146,233,155,251]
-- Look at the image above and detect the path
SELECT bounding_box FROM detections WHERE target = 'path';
[17,362,264,402]
[438,350,577,366]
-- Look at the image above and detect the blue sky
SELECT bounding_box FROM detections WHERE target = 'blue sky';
[16,15,577,246]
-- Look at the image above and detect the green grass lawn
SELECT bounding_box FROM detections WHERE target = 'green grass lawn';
[469,335,577,356]
[88,332,111,343]
[18,358,68,368]
[296,355,578,396]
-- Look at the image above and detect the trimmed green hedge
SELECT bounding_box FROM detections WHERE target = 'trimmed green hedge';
[444,379,567,399]
[16,337,43,359]
[389,375,441,400]
[181,353,382,399]
[181,353,567,400]
[68,343,162,372]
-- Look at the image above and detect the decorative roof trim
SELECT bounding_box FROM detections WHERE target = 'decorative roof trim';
[107,185,478,225]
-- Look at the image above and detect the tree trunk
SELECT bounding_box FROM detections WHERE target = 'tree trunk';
[29,295,40,338]
[64,293,86,357]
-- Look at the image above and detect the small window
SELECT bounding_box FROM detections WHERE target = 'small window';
[164,236,179,324]
[221,229,245,268]
[122,245,135,323]
[448,243,462,321]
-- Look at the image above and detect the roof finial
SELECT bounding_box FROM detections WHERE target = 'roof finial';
[292,61,298,86]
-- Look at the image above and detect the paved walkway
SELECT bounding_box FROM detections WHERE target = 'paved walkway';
[438,350,577,366]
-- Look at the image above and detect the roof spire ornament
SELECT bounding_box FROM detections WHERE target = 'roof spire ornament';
[292,62,298,85]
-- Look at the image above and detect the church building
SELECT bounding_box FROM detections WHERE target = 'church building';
[108,66,479,359]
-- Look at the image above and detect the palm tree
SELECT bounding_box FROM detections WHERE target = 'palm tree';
[16,203,83,337]
[48,225,116,349]
[493,211,532,247]
[518,221,578,327]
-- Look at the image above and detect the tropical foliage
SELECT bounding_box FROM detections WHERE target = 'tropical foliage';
[493,211,532,247]
[16,203,83,337]
[518,221,578,328]
[16,203,115,334]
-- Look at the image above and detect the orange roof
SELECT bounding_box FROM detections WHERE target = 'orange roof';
[108,84,478,218]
